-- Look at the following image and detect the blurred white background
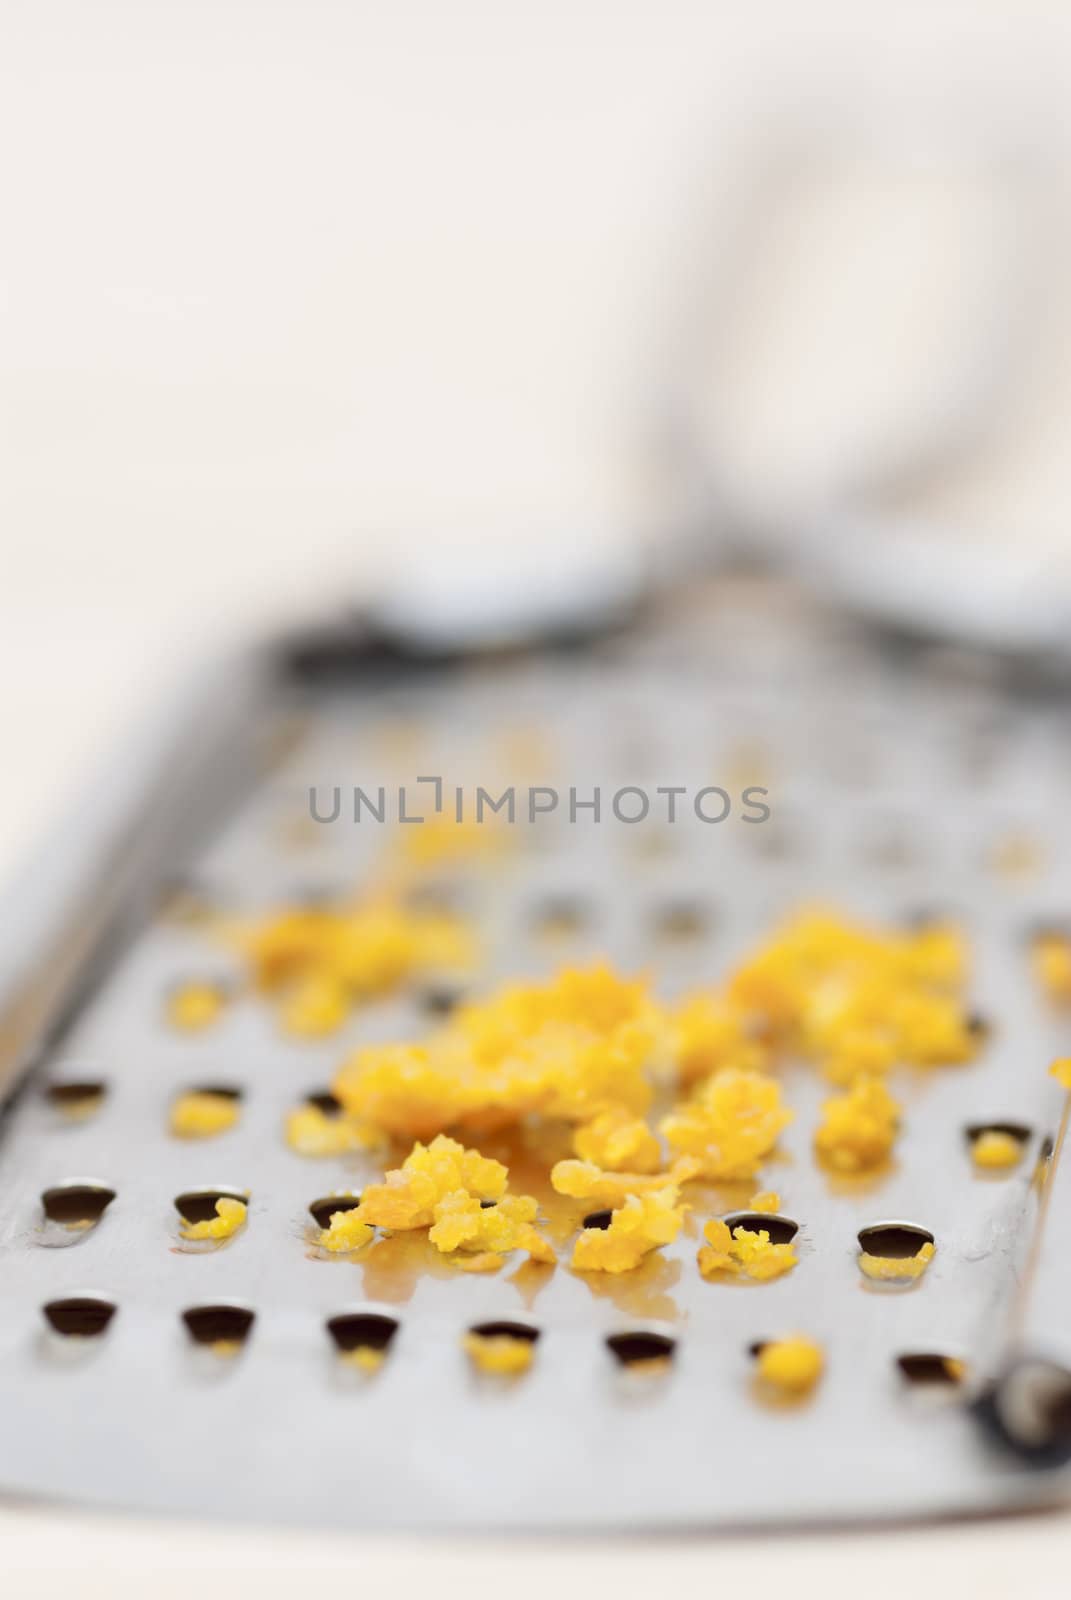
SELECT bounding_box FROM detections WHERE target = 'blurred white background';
[4,0,1071,866]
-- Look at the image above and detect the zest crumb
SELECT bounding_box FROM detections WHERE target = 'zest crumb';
[671,993,769,1085]
[970,1130,1023,1169]
[170,1091,239,1140]
[756,1337,824,1395]
[698,1218,797,1282]
[1050,1058,1071,1090]
[859,1241,935,1281]
[573,1108,662,1173]
[428,1191,552,1263]
[814,1076,900,1172]
[284,1103,382,1157]
[333,965,658,1139]
[550,1156,699,1207]
[395,814,506,871]
[341,1346,386,1373]
[571,1186,686,1273]
[167,982,227,1032]
[317,1208,375,1253]
[725,910,976,1072]
[749,1190,780,1213]
[661,1068,793,1180]
[239,896,473,1027]
[1034,933,1071,1003]
[180,1196,247,1241]
[278,975,350,1038]
[353,1135,507,1230]
[463,1331,535,1375]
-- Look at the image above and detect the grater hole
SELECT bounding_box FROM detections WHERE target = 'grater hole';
[582,1209,614,1231]
[187,1083,243,1102]
[470,1320,540,1345]
[304,1089,343,1117]
[857,1223,934,1258]
[43,1296,116,1338]
[404,881,464,916]
[902,905,957,931]
[284,881,343,909]
[532,897,589,937]
[966,1122,1032,1159]
[897,1352,967,1387]
[861,825,919,871]
[182,1304,256,1347]
[651,901,709,942]
[327,1312,399,1354]
[41,1182,116,1227]
[309,1194,362,1229]
[157,877,219,924]
[166,977,232,1031]
[174,1187,248,1224]
[419,983,466,1018]
[606,1331,676,1368]
[45,1080,107,1117]
[722,1211,799,1245]
[751,821,802,861]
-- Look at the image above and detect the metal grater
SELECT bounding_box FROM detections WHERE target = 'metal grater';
[2,574,1071,1533]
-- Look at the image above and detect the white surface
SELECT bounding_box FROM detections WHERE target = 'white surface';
[4,0,1071,1584]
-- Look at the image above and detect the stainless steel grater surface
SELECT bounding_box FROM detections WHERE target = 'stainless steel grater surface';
[2,576,1071,1533]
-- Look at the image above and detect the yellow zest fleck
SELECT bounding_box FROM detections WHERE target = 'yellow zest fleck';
[550,1155,699,1207]
[170,1091,239,1140]
[814,1076,900,1173]
[749,1190,780,1213]
[859,1240,935,1281]
[284,1103,382,1158]
[728,1227,797,1281]
[167,982,227,1032]
[180,1197,247,1241]
[697,1218,797,1282]
[756,1336,824,1394]
[463,1331,534,1375]
[661,1068,793,1181]
[970,1130,1023,1170]
[353,1135,507,1230]
[821,1029,898,1086]
[1034,933,1071,1003]
[696,1217,735,1274]
[990,834,1041,879]
[395,813,506,871]
[278,975,350,1038]
[672,993,769,1085]
[334,965,658,1140]
[341,1346,386,1373]
[573,1107,662,1173]
[428,1190,546,1259]
[943,1357,968,1382]
[571,1186,686,1274]
[725,909,975,1070]
[317,1208,374,1253]
[239,897,473,1019]
[1050,1057,1071,1091]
